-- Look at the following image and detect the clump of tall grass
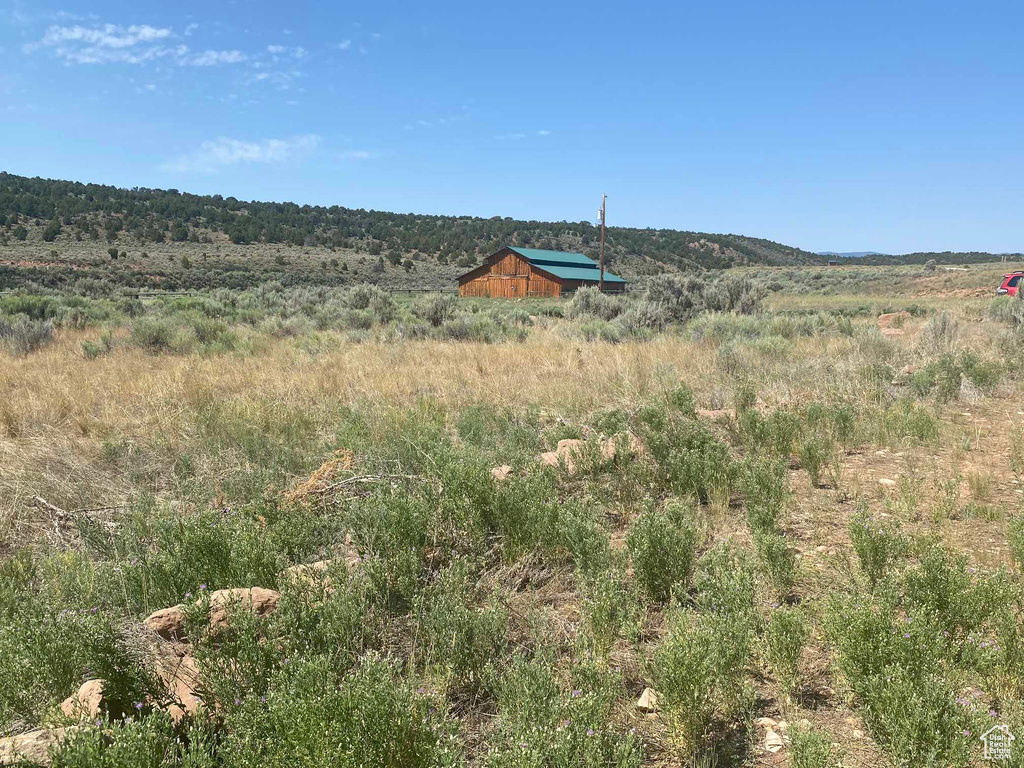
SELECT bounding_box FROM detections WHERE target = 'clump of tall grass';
[690,311,852,342]
[918,310,959,354]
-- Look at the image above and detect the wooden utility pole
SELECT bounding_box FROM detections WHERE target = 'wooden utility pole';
[599,193,606,291]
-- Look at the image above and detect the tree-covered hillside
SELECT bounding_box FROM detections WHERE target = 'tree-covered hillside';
[0,172,822,274]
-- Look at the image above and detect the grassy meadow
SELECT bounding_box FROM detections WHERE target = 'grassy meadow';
[2,264,1024,767]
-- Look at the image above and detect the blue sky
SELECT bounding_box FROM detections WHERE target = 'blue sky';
[1,0,1022,254]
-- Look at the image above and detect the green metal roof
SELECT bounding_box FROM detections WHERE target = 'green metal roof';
[506,246,626,283]
[508,247,598,267]
[534,264,626,283]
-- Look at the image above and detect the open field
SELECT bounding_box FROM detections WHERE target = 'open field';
[2,265,1024,767]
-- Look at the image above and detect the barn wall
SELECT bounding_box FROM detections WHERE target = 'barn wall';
[458,251,564,298]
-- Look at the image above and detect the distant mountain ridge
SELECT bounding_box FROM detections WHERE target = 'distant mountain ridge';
[0,172,823,277]
[817,250,1018,266]
[817,251,890,258]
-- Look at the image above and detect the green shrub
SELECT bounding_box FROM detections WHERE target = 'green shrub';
[627,501,698,603]
[413,562,507,694]
[647,273,766,323]
[649,606,752,751]
[694,543,756,618]
[738,407,801,457]
[128,317,181,353]
[221,653,461,767]
[901,547,1007,641]
[577,319,622,343]
[918,310,959,354]
[763,605,810,697]
[0,316,54,355]
[857,668,973,768]
[1010,513,1024,570]
[580,568,637,656]
[849,510,907,588]
[789,725,840,768]
[485,654,640,768]
[797,432,835,487]
[413,294,459,327]
[648,612,719,746]
[273,568,383,673]
[565,286,623,321]
[55,711,214,768]
[742,455,789,533]
[612,301,668,335]
[753,529,797,597]
[638,407,733,503]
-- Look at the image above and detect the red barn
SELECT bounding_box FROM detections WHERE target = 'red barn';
[457,246,627,298]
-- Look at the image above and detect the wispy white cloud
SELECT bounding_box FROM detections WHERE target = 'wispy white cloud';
[496,129,551,140]
[189,49,246,66]
[31,23,170,49]
[24,22,246,66]
[160,134,321,173]
[338,149,380,160]
[337,39,352,50]
[184,22,199,36]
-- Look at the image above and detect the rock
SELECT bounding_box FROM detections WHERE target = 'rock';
[538,451,561,468]
[776,719,789,732]
[0,727,79,766]
[600,433,646,461]
[852,728,865,738]
[880,327,905,337]
[755,716,778,729]
[281,561,334,591]
[878,478,897,487]
[144,605,187,642]
[636,688,659,713]
[207,587,280,632]
[765,729,786,753]
[900,364,920,376]
[60,679,106,720]
[556,438,583,455]
[149,640,204,723]
[540,434,645,474]
[491,465,512,480]
[877,311,911,329]
[697,408,730,421]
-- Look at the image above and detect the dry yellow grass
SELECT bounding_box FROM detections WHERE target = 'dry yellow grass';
[0,313,1011,549]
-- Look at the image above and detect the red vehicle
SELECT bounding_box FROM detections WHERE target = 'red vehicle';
[997,272,1024,297]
